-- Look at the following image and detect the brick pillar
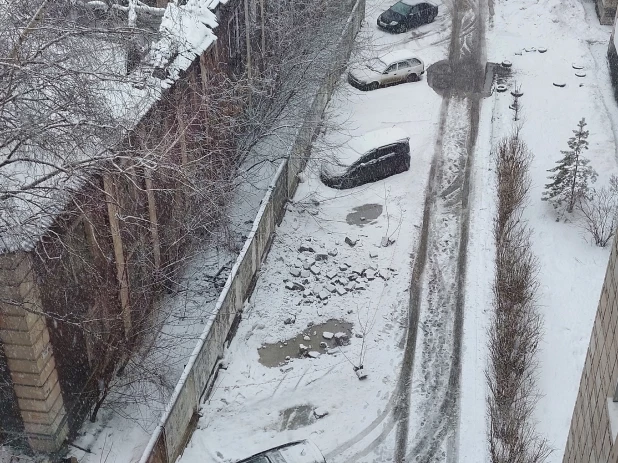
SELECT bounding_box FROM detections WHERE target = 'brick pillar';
[0,251,68,453]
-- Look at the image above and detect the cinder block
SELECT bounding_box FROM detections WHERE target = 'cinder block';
[13,369,59,401]
[0,318,45,346]
[2,329,50,361]
[6,352,51,374]
[0,311,43,331]
[17,381,62,413]
[25,415,68,453]
[21,392,64,424]
[10,356,55,387]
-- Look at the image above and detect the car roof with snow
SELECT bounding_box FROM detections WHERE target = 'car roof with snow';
[330,127,410,168]
[379,49,421,65]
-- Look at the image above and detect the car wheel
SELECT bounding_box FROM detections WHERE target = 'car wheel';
[406,73,419,83]
[396,24,406,33]
[367,82,379,91]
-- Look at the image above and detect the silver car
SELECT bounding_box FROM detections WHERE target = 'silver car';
[348,50,425,90]
[236,440,326,463]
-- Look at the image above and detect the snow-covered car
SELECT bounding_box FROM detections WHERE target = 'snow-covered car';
[236,440,326,463]
[377,0,438,33]
[347,50,425,91]
[320,127,410,189]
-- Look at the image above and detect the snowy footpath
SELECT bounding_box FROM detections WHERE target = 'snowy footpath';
[177,0,450,460]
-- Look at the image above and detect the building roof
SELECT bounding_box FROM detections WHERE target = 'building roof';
[0,0,226,254]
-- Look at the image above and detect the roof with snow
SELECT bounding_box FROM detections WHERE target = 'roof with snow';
[0,0,228,254]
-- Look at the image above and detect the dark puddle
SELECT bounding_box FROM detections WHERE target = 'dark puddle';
[258,319,353,368]
[280,404,315,430]
[427,59,508,97]
[346,203,383,227]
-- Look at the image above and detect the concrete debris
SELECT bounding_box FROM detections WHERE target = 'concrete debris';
[348,274,358,281]
[301,270,310,278]
[302,289,312,297]
[326,269,338,280]
[369,251,378,258]
[355,367,367,380]
[320,341,328,348]
[346,281,356,291]
[310,265,321,275]
[339,264,348,271]
[299,344,309,355]
[328,249,338,257]
[314,407,329,418]
[315,252,329,261]
[380,236,389,247]
[299,244,315,253]
[356,283,366,290]
[365,270,376,280]
[352,267,364,275]
[345,236,358,247]
[285,282,305,291]
[290,268,301,277]
[322,331,334,340]
[304,335,311,341]
[335,332,350,346]
[378,269,391,280]
[336,286,347,296]
[325,283,336,293]
[318,290,329,300]
[355,333,363,338]
[284,316,295,325]
[308,351,320,358]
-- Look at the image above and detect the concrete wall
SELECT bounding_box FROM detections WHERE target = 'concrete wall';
[563,234,618,462]
[138,2,365,462]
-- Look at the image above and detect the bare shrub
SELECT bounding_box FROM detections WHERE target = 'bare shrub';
[577,175,618,247]
[488,130,551,463]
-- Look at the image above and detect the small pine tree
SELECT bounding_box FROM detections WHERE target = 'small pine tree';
[542,117,598,213]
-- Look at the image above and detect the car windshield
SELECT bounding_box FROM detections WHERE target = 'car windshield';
[367,58,387,72]
[390,1,413,15]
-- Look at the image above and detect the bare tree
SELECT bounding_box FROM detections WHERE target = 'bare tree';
[577,175,618,247]
[1,0,358,442]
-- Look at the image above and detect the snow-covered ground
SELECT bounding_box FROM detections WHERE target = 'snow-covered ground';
[5,0,616,461]
[487,0,618,459]
[177,1,451,461]
[178,0,618,461]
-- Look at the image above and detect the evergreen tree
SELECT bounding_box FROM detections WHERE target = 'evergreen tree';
[542,118,597,213]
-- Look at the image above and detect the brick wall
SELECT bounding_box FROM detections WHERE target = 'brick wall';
[563,234,618,462]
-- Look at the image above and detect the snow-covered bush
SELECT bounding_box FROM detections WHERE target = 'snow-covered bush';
[577,175,618,247]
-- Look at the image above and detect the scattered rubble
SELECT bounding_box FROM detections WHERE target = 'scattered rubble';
[345,236,358,247]
[314,407,329,418]
[322,331,334,340]
[335,332,350,346]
